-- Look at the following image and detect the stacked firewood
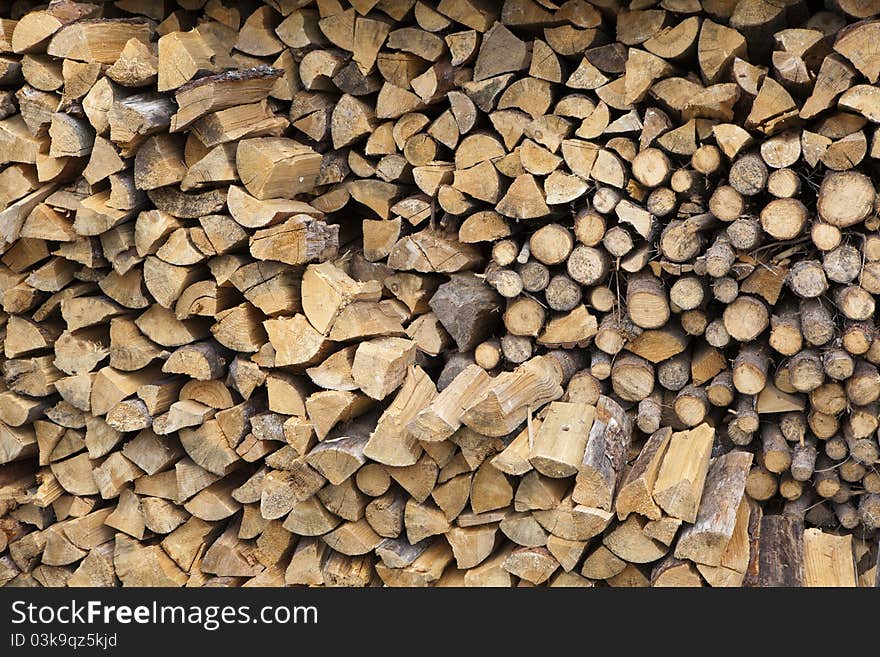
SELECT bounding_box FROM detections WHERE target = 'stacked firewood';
[0,0,879,588]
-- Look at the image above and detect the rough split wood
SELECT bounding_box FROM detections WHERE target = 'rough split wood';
[0,0,878,588]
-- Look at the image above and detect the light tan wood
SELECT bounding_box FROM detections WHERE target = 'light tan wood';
[0,0,879,590]
[652,424,714,523]
[803,529,857,587]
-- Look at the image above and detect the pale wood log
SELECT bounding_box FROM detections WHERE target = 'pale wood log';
[675,451,753,566]
[652,424,714,523]
[572,396,631,511]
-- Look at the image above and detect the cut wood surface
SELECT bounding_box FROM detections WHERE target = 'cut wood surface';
[0,0,878,589]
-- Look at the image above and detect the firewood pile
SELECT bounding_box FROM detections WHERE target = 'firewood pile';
[0,0,879,588]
